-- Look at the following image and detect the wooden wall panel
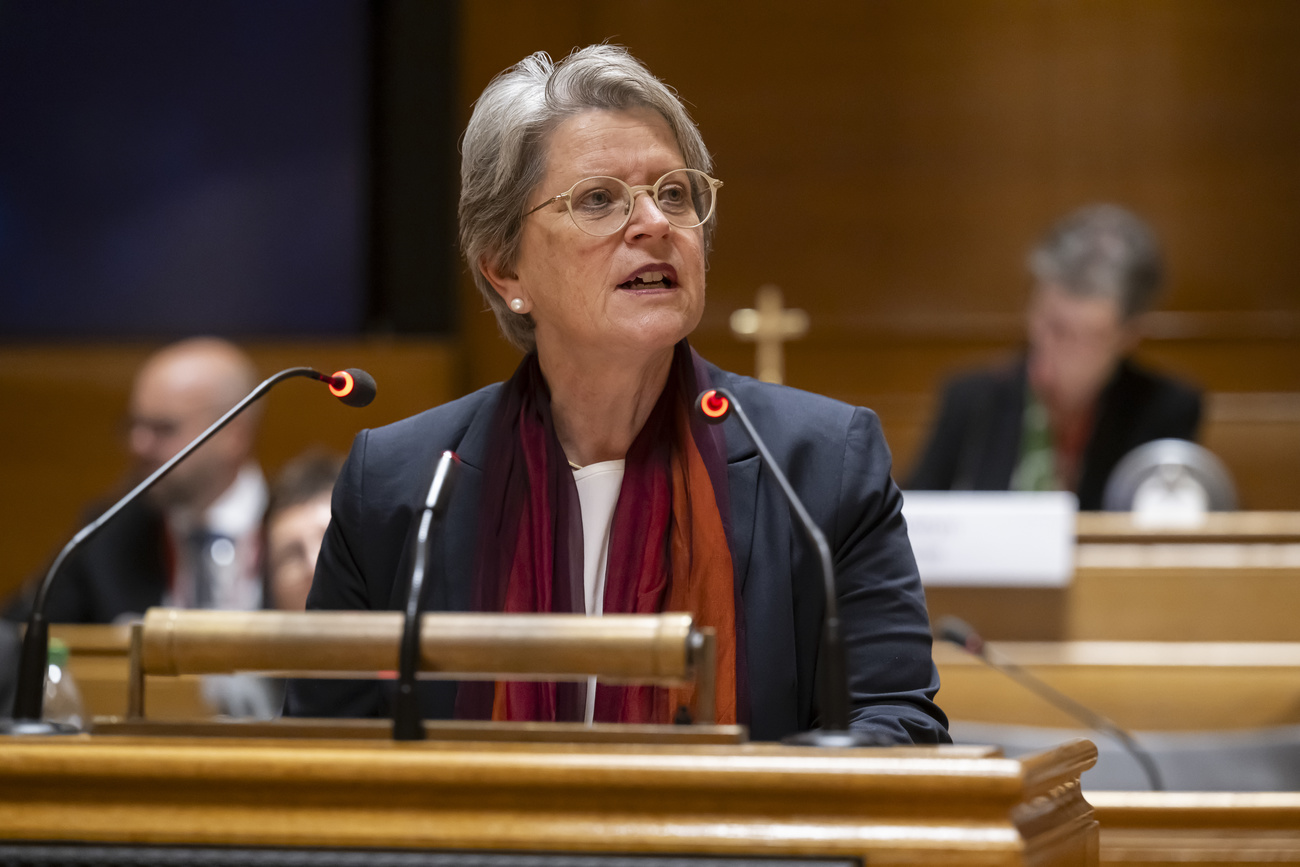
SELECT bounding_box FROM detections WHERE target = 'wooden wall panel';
[10,3,1300,605]
[456,0,1300,504]
[459,2,1300,383]
[0,340,459,602]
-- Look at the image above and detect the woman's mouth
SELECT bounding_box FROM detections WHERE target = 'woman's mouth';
[618,267,678,290]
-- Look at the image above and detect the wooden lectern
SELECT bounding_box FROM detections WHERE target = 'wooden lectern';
[0,609,1100,866]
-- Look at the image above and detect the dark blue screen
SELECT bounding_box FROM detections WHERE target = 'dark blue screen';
[0,0,368,336]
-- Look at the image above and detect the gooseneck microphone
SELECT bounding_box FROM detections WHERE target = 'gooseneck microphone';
[393,450,461,741]
[325,368,378,408]
[4,366,376,734]
[937,616,1164,790]
[697,388,884,747]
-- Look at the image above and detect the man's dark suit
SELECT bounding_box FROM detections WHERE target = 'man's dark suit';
[5,498,169,625]
[2,499,169,718]
[906,357,1202,510]
[287,363,951,744]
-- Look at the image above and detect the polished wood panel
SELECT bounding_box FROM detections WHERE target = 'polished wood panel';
[1199,392,1300,512]
[137,609,697,682]
[14,3,1300,614]
[0,339,459,602]
[1075,512,1300,543]
[90,718,745,745]
[929,509,1300,642]
[455,3,1300,514]
[926,561,1300,643]
[54,625,210,720]
[935,641,1300,731]
[128,608,712,723]
[456,2,1300,400]
[0,735,1097,866]
[1091,792,1300,867]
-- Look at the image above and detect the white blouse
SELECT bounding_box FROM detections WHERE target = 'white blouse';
[572,459,626,723]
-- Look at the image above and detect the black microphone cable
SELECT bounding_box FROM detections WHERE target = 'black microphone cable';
[938,616,1164,790]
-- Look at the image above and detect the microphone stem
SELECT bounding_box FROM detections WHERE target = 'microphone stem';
[981,645,1165,791]
[13,366,331,722]
[721,394,848,732]
[393,509,436,741]
[394,451,459,741]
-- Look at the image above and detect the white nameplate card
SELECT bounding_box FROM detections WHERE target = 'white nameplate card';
[901,491,1077,587]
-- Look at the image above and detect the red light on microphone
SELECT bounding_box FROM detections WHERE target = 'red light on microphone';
[328,370,355,399]
[700,389,730,420]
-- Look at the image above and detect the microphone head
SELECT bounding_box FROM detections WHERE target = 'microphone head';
[936,616,985,656]
[328,368,377,408]
[696,389,731,424]
[427,450,461,517]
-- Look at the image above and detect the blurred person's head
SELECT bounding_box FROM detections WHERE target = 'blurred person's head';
[262,450,343,611]
[126,337,261,515]
[1025,204,1163,416]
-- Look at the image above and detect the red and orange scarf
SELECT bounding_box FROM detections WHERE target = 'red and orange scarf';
[455,341,743,725]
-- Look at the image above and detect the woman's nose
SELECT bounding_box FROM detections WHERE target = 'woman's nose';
[625,189,671,235]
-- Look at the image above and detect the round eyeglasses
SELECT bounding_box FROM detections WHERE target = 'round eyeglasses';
[524,168,723,236]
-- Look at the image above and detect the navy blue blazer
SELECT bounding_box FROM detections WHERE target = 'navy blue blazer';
[287,363,950,744]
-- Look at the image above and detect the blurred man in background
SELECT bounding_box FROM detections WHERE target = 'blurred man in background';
[194,449,344,720]
[907,204,1202,510]
[6,337,267,623]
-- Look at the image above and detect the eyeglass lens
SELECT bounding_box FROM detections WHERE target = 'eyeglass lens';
[568,169,715,236]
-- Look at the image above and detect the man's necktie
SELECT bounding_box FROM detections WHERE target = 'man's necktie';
[188,529,236,609]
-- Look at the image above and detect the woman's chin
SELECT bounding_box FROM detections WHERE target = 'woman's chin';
[628,310,700,349]
[596,321,696,362]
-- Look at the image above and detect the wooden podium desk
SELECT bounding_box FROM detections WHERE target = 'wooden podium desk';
[0,731,1098,867]
[925,512,1300,642]
[52,624,212,719]
[934,640,1300,730]
[1091,792,1300,867]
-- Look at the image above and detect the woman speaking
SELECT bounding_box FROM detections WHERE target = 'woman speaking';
[288,46,949,744]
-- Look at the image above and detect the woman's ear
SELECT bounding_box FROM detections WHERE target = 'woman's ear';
[480,257,523,308]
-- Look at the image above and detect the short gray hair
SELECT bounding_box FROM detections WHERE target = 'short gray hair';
[1027,204,1165,319]
[459,45,715,353]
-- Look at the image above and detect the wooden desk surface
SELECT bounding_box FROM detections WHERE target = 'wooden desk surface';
[1076,512,1300,544]
[0,734,1098,867]
[935,641,1300,730]
[1090,791,1300,867]
[927,511,1300,642]
[927,563,1300,642]
[53,624,212,720]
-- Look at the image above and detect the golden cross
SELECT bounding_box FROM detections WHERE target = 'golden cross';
[729,284,810,385]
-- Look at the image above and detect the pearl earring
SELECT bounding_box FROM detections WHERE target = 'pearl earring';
[510,298,525,313]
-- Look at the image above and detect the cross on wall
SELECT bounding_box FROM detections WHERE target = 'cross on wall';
[729,284,810,385]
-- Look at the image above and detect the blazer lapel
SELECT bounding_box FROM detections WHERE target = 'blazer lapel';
[435,385,499,612]
[703,364,760,596]
[726,455,760,596]
[707,366,800,737]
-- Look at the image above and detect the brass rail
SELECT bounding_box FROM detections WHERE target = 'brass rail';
[127,608,715,725]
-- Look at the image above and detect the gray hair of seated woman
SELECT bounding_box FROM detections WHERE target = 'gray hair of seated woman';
[459,45,715,353]
[1027,203,1165,320]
